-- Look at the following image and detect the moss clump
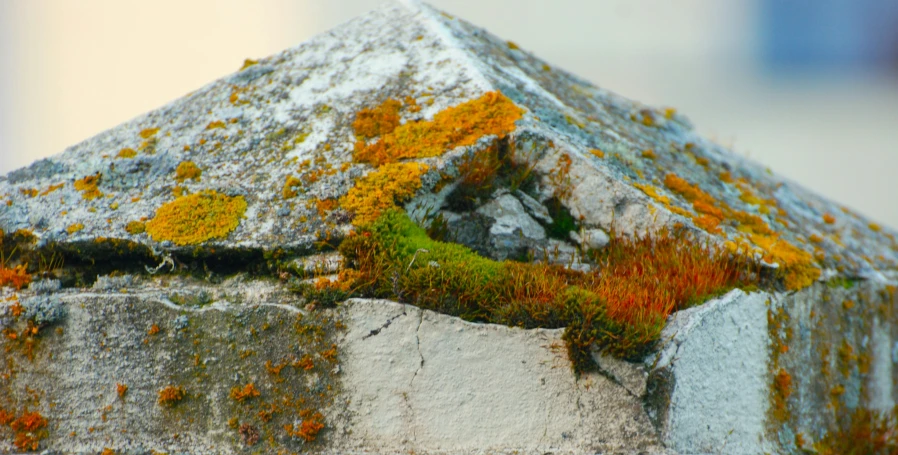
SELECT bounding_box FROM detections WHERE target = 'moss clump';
[353,91,524,167]
[74,173,103,200]
[337,210,756,371]
[339,162,428,225]
[145,190,247,245]
[174,161,202,182]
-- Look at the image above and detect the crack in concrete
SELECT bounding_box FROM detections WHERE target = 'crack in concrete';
[362,311,405,339]
[406,309,426,444]
[593,363,641,399]
[57,292,306,315]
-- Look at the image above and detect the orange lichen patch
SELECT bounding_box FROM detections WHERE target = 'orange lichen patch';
[147,324,160,336]
[294,355,314,371]
[353,91,524,167]
[589,149,604,158]
[284,411,324,442]
[116,148,137,159]
[641,149,656,160]
[229,383,261,402]
[719,171,733,183]
[145,190,247,245]
[101,448,115,455]
[139,128,160,139]
[74,173,103,200]
[174,161,202,182]
[869,223,882,232]
[772,368,792,422]
[823,213,836,224]
[0,265,31,290]
[809,234,823,244]
[352,99,402,140]
[19,188,38,198]
[66,223,84,234]
[39,183,65,196]
[812,406,898,455]
[339,162,428,225]
[157,385,185,406]
[125,221,146,235]
[315,198,339,217]
[10,410,47,451]
[206,120,226,130]
[116,383,128,399]
[664,174,718,209]
[282,175,302,199]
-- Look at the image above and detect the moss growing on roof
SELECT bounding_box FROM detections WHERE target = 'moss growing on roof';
[145,190,247,245]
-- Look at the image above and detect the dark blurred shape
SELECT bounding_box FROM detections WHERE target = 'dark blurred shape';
[761,0,898,71]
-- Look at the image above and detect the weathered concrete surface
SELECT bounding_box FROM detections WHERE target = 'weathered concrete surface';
[335,299,660,454]
[650,284,898,454]
[0,279,345,455]
[1,287,665,454]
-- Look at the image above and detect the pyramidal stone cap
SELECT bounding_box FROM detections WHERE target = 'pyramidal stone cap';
[1,2,897,455]
[2,0,894,283]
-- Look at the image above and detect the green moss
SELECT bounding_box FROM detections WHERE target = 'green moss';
[337,210,756,372]
[545,197,576,240]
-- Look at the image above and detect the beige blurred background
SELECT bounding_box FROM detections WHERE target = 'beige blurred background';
[1,0,897,228]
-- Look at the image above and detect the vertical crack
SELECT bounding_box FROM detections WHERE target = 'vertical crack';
[404,309,425,445]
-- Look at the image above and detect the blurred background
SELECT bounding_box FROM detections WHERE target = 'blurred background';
[1,0,897,228]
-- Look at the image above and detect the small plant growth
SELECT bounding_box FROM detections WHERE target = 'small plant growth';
[336,209,757,372]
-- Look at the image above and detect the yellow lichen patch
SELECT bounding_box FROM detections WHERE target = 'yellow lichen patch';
[125,221,146,235]
[283,175,302,199]
[634,183,670,206]
[74,173,103,200]
[315,198,339,217]
[662,172,818,290]
[869,223,881,232]
[145,190,247,245]
[719,171,733,183]
[174,161,202,182]
[18,188,37,198]
[589,149,604,158]
[206,120,226,130]
[823,213,836,224]
[641,149,656,160]
[66,223,84,234]
[353,91,524,167]
[39,183,64,197]
[507,40,520,50]
[116,148,137,159]
[339,162,428,225]
[139,128,159,139]
[352,99,402,140]
[663,107,677,119]
[240,58,259,70]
